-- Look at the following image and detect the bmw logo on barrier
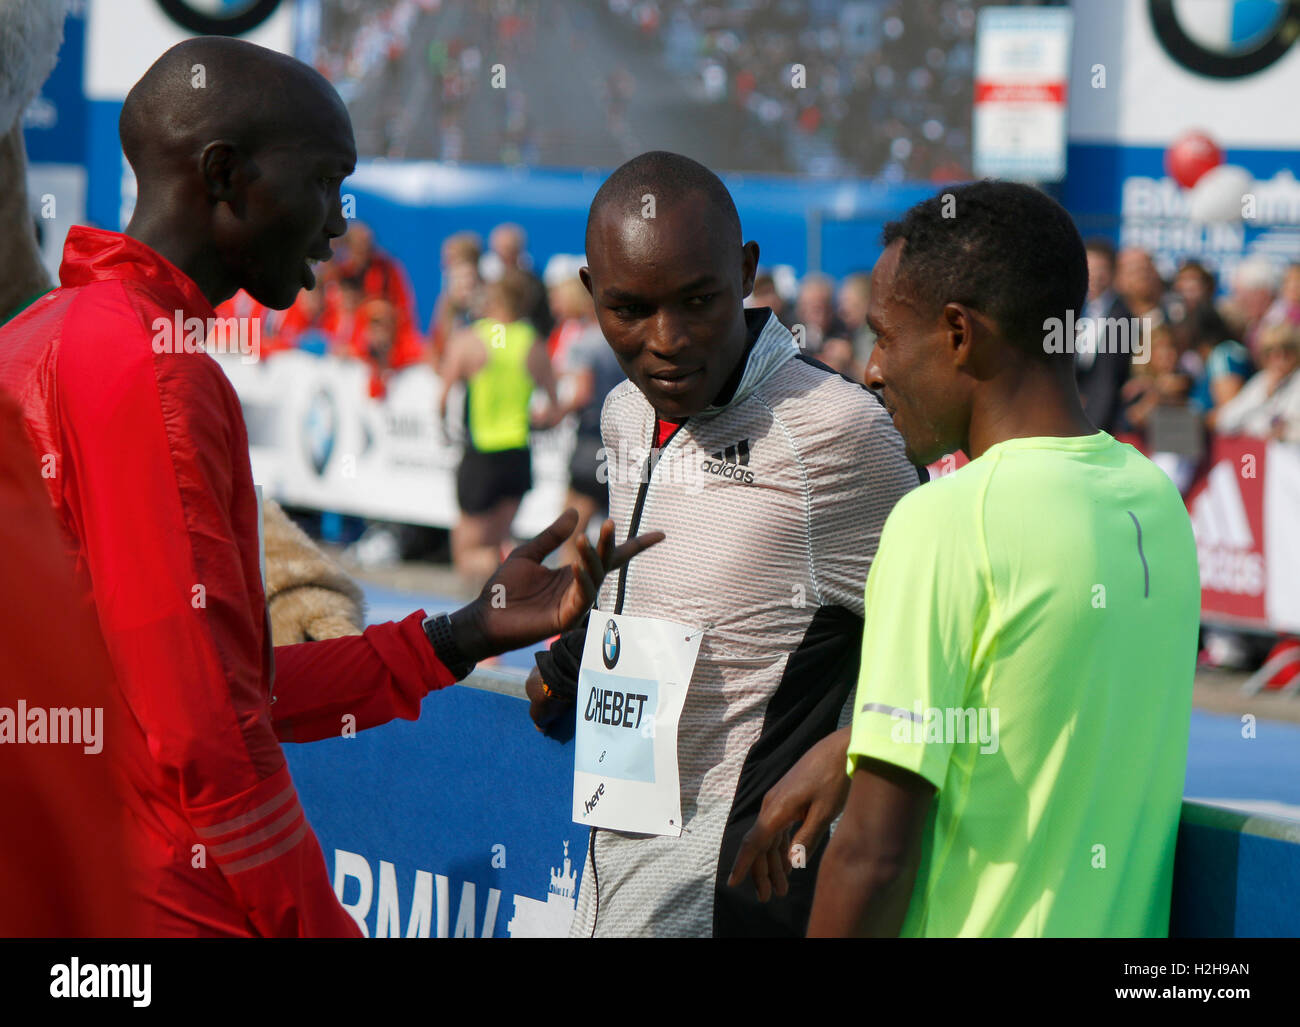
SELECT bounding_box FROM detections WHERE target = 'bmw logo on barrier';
[303,386,337,477]
[1150,0,1300,78]
[602,620,621,670]
[156,0,283,37]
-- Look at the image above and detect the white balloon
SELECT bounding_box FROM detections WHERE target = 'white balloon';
[1188,164,1255,223]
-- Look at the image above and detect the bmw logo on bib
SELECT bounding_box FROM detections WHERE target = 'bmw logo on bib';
[1150,0,1300,78]
[602,619,621,669]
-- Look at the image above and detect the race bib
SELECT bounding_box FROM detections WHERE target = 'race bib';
[572,612,702,837]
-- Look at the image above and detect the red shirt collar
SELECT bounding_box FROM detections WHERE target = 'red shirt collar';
[654,418,683,448]
[59,226,217,320]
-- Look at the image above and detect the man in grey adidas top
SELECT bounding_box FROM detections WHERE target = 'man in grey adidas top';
[525,151,920,937]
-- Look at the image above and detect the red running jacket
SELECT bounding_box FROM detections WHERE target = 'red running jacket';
[0,386,144,936]
[0,227,457,937]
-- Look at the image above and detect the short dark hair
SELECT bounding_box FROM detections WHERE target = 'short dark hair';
[882,181,1088,359]
[586,150,741,252]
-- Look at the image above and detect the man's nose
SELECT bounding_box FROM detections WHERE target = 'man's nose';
[865,353,886,392]
[325,193,348,240]
[647,309,691,358]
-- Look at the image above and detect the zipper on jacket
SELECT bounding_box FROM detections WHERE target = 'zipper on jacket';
[595,415,682,934]
[586,828,599,937]
[614,418,683,615]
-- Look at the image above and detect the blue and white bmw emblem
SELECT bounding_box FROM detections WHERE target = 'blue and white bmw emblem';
[303,386,337,477]
[1151,0,1300,78]
[602,619,621,669]
[155,1,283,37]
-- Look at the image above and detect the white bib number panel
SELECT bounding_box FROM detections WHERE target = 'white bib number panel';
[572,612,702,837]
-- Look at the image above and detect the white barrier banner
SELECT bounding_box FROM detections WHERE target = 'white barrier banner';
[215,351,574,535]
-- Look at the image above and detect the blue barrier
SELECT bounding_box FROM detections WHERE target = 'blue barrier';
[1171,802,1300,938]
[285,676,588,937]
[285,675,1300,937]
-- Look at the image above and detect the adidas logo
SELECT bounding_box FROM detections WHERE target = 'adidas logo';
[1190,460,1264,596]
[700,439,756,484]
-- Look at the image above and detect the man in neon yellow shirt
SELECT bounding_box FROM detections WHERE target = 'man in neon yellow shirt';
[728,181,1199,937]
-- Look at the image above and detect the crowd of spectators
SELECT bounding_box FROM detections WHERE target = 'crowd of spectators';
[313,0,433,89]
[1072,241,1300,494]
[228,218,1300,490]
[600,0,986,179]
[316,0,993,178]
[316,0,541,163]
[747,240,1300,497]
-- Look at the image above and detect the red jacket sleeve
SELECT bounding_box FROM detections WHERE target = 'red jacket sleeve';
[56,290,446,936]
[271,611,456,742]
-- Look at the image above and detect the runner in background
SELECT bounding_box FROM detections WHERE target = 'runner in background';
[440,268,562,585]
[481,222,554,339]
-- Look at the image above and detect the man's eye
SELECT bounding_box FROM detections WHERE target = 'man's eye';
[686,293,716,308]
[613,305,647,319]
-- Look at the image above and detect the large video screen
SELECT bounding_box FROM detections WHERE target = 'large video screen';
[314,0,1028,180]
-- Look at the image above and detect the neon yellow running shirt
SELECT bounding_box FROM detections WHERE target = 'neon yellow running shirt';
[466,317,536,452]
[847,432,1200,937]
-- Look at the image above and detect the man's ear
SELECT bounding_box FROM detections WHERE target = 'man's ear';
[579,266,594,298]
[199,140,243,207]
[740,240,760,298]
[944,302,975,370]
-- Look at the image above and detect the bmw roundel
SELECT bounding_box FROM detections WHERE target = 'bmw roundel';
[303,386,337,477]
[155,1,284,37]
[1150,0,1300,78]
[602,619,621,669]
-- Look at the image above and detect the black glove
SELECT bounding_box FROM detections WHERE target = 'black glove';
[532,612,588,703]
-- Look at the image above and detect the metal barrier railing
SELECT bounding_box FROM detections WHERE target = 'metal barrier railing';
[460,665,529,700]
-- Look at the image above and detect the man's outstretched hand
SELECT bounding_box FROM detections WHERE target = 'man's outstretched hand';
[448,510,663,663]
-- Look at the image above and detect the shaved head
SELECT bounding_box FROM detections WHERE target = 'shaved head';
[121,37,356,309]
[121,36,347,184]
[586,150,741,254]
[581,151,758,420]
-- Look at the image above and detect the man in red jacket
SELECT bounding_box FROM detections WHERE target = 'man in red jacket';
[0,36,658,937]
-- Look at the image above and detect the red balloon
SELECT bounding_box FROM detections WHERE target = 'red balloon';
[1165,132,1224,189]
